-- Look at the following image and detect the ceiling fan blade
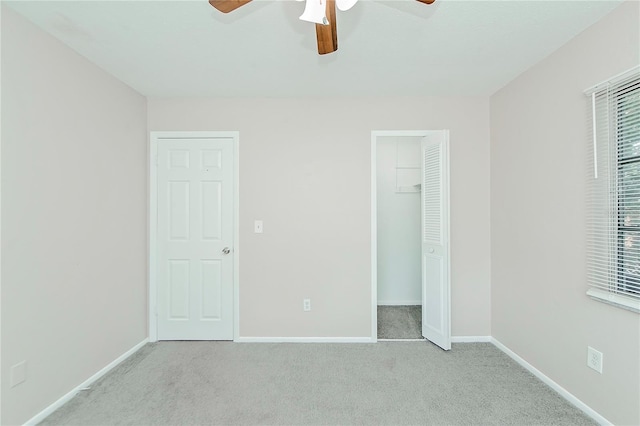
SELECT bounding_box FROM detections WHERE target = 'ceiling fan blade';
[416,0,436,4]
[209,0,252,13]
[315,0,338,55]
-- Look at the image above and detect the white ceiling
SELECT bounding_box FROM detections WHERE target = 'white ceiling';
[6,0,624,97]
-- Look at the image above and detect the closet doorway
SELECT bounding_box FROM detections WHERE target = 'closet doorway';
[371,131,451,349]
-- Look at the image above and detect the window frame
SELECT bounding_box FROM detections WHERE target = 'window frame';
[615,81,640,298]
[586,67,640,314]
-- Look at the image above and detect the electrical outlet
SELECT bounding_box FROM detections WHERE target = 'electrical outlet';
[303,298,311,312]
[254,220,263,234]
[587,346,603,373]
[10,361,27,388]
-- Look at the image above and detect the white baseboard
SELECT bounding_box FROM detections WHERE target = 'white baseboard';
[377,300,421,306]
[24,338,149,426]
[235,336,491,344]
[491,338,611,426]
[235,337,375,343]
[451,336,492,343]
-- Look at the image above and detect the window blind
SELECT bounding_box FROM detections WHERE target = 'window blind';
[587,67,640,312]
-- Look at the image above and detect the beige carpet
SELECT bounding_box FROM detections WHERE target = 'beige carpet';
[377,305,422,339]
[40,341,596,425]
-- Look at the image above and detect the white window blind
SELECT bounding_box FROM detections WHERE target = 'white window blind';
[586,67,640,313]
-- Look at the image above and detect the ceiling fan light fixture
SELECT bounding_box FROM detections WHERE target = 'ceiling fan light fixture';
[335,0,357,12]
[209,0,434,56]
[299,0,329,25]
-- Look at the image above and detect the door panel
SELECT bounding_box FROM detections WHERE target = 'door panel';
[201,260,222,319]
[202,182,222,240]
[421,132,451,350]
[157,138,234,340]
[423,254,443,331]
[169,260,190,319]
[169,181,190,240]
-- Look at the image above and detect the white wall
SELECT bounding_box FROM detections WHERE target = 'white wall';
[1,7,148,425]
[377,136,421,305]
[490,1,640,424]
[148,96,491,338]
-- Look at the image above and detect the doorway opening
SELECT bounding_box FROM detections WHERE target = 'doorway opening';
[376,135,423,339]
[371,131,451,349]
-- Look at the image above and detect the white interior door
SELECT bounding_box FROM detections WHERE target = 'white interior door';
[421,132,451,350]
[156,137,234,340]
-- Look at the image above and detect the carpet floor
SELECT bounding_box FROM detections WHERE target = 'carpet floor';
[377,305,422,339]
[40,342,595,425]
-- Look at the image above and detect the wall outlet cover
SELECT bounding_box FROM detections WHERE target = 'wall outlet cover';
[587,346,603,374]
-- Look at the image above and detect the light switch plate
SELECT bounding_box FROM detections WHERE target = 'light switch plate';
[254,220,263,234]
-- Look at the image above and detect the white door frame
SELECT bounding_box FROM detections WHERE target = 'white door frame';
[370,130,450,342]
[148,131,240,342]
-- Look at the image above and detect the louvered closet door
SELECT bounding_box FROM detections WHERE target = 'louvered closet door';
[421,132,451,350]
[157,138,234,340]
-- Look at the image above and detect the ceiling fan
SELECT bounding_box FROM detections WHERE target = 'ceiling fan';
[208,0,435,55]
